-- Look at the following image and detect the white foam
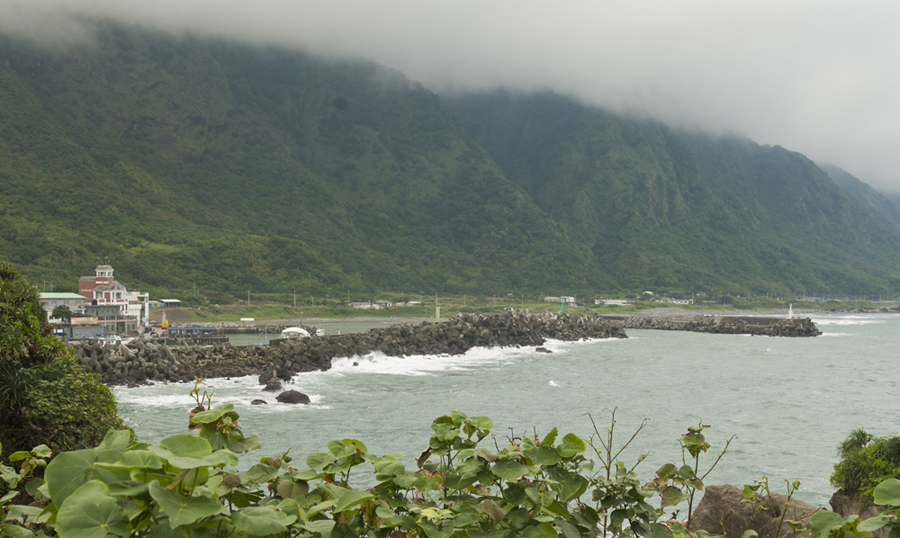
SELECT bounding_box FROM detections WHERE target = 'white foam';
[326,346,521,377]
[549,380,560,387]
[813,315,888,326]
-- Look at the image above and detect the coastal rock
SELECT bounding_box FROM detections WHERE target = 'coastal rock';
[830,490,885,537]
[250,399,267,405]
[276,390,311,404]
[262,379,282,392]
[690,484,821,538]
[72,312,631,386]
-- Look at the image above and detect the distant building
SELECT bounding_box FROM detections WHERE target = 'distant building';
[349,302,383,310]
[656,298,694,305]
[594,299,636,306]
[38,292,88,319]
[544,296,576,304]
[76,265,149,334]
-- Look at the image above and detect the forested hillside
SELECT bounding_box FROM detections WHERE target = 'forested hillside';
[444,91,900,296]
[0,24,604,299]
[2,23,900,300]
[819,163,900,232]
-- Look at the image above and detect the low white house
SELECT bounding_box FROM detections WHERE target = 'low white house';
[349,302,383,310]
[595,299,636,306]
[39,292,88,318]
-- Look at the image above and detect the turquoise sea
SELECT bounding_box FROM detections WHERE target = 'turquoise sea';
[113,312,900,508]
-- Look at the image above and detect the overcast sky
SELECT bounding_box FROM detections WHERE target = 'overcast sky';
[4,1,899,192]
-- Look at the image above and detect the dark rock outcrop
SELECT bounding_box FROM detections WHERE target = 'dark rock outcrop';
[262,379,282,392]
[830,490,885,537]
[276,390,311,404]
[690,484,823,538]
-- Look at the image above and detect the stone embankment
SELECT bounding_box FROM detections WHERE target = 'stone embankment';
[72,312,625,386]
[605,315,821,337]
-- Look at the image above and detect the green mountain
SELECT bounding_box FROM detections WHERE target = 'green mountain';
[0,24,604,300]
[443,91,900,296]
[819,163,900,232]
[2,23,900,300]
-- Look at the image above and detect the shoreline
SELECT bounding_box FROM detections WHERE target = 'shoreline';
[181,306,897,330]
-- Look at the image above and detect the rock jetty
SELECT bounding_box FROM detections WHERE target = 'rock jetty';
[72,312,625,386]
[606,314,821,337]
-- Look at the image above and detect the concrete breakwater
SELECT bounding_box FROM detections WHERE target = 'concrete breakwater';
[604,314,822,337]
[73,312,626,386]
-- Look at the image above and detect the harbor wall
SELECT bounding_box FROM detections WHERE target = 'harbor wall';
[72,312,626,386]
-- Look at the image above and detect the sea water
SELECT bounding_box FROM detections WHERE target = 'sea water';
[113,312,900,507]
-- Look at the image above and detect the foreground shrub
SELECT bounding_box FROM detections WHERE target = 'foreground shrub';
[0,386,736,538]
[0,259,123,456]
[831,428,900,502]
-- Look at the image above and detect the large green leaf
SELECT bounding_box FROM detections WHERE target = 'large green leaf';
[306,452,336,469]
[232,506,295,535]
[523,522,559,538]
[148,480,223,528]
[554,473,588,502]
[809,512,844,537]
[492,461,528,480]
[149,442,237,470]
[858,516,892,533]
[557,434,586,458]
[481,499,504,524]
[44,449,126,504]
[525,446,563,466]
[155,434,212,459]
[190,403,235,424]
[302,519,336,538]
[874,478,900,506]
[334,490,374,513]
[420,520,454,538]
[55,480,129,538]
[97,430,132,454]
[228,433,262,454]
[97,450,163,471]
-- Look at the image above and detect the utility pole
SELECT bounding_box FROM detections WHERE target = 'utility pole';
[247,290,250,307]
[293,290,296,308]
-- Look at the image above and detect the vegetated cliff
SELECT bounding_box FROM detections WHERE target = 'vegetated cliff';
[3,21,900,299]
[444,91,900,296]
[819,162,900,233]
[0,23,603,298]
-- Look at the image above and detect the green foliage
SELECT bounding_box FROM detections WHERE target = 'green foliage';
[644,422,733,522]
[0,260,124,459]
[831,429,900,502]
[0,390,736,538]
[0,260,65,368]
[741,476,810,538]
[809,478,900,538]
[50,304,72,323]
